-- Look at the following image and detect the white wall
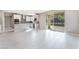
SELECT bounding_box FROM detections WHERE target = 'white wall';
[39,13,47,29]
[65,10,79,33]
[0,11,5,32]
[0,12,3,32]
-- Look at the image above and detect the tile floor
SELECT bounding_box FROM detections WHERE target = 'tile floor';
[0,24,79,49]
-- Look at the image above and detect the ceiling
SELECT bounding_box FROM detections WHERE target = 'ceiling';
[4,10,47,15]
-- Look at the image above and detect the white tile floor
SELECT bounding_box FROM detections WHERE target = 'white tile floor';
[0,29,79,49]
[0,24,79,49]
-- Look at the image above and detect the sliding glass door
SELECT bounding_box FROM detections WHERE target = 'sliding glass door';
[46,12,65,32]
